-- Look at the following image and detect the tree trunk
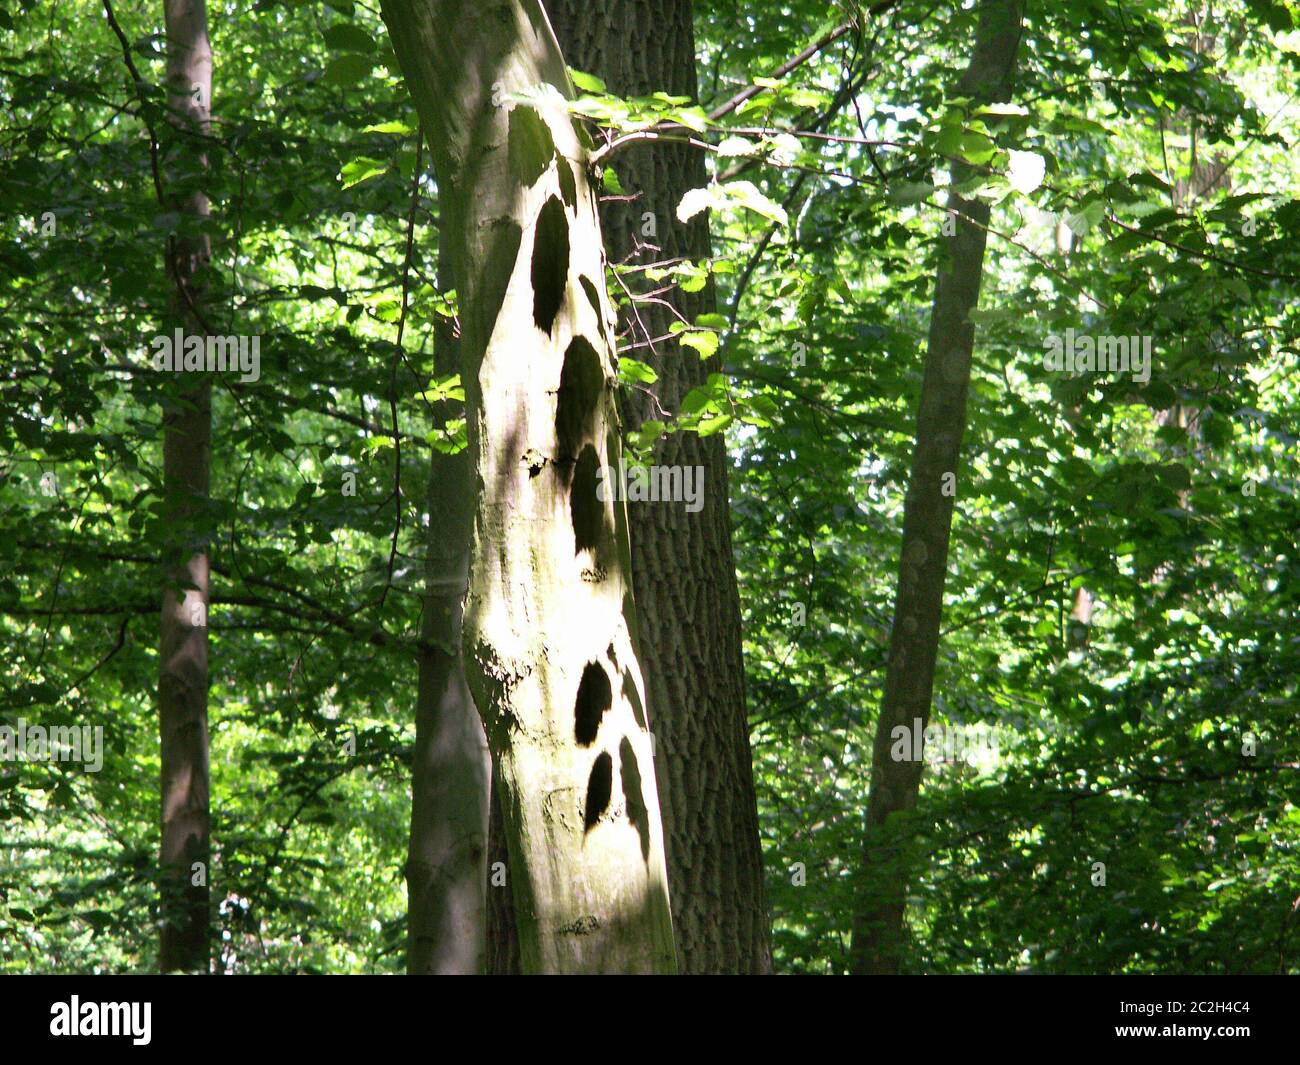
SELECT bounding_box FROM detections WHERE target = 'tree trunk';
[545,0,772,975]
[158,0,213,974]
[485,773,522,973]
[406,245,492,975]
[381,0,677,973]
[849,0,1023,976]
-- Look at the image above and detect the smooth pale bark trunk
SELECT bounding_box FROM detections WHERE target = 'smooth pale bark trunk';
[381,0,677,973]
[849,0,1023,976]
[406,247,492,974]
[158,0,213,974]
[545,0,772,974]
[1150,42,1222,549]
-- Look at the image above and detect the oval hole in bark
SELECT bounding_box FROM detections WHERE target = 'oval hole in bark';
[621,589,640,646]
[583,751,613,833]
[619,737,650,861]
[621,669,646,731]
[555,336,603,476]
[570,444,602,553]
[578,275,609,345]
[556,153,577,208]
[508,107,555,189]
[531,196,569,334]
[479,220,523,346]
[574,661,611,746]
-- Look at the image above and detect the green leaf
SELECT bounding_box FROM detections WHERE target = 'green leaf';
[340,156,389,189]
[322,24,375,53]
[418,374,465,403]
[1006,150,1045,194]
[429,418,467,454]
[322,53,373,86]
[889,181,935,206]
[678,330,719,359]
[677,186,716,222]
[628,419,667,450]
[668,106,709,133]
[602,167,626,194]
[727,181,788,225]
[1065,200,1105,235]
[958,131,997,165]
[361,120,414,136]
[977,102,1030,116]
[679,386,713,416]
[696,412,733,436]
[678,264,709,292]
[619,358,659,385]
[936,126,965,159]
[678,181,787,226]
[568,68,606,93]
[717,135,760,158]
[1222,277,1252,303]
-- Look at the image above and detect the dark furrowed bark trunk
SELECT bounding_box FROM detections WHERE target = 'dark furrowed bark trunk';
[485,773,522,973]
[382,0,677,973]
[406,243,492,975]
[849,0,1023,976]
[546,0,772,975]
[158,0,213,974]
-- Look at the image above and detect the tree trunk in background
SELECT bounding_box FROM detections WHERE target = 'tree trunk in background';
[546,0,772,975]
[381,0,677,973]
[485,772,522,973]
[1150,14,1225,553]
[405,244,492,974]
[849,0,1023,976]
[158,0,213,974]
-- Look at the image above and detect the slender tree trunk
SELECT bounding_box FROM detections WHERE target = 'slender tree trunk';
[1150,14,1223,550]
[849,0,1023,976]
[406,245,492,974]
[158,0,213,974]
[545,0,772,974]
[381,0,677,973]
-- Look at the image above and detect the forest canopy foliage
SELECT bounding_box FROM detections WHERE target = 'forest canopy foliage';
[2,0,1298,974]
